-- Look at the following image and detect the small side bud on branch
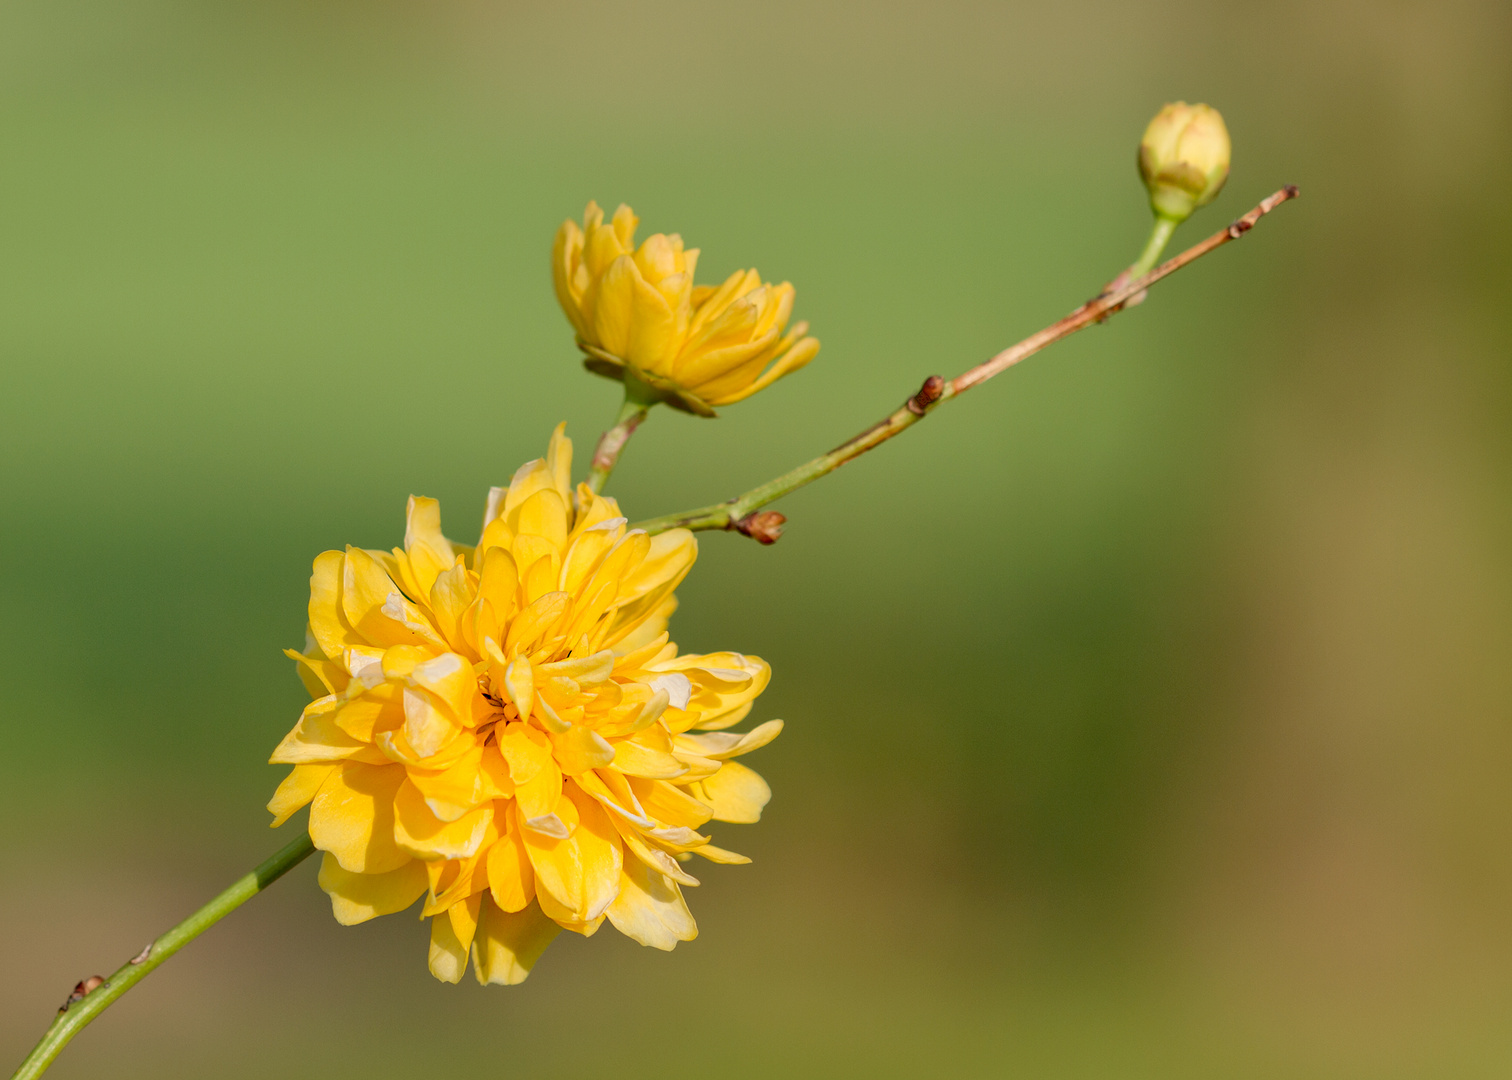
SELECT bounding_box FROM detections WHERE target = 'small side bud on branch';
[734,511,787,544]
[1229,185,1298,238]
[58,976,106,1013]
[907,375,945,416]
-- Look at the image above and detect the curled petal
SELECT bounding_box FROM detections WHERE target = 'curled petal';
[690,843,752,865]
[675,719,784,761]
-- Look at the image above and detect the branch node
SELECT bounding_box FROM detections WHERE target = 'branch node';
[906,375,945,415]
[131,943,153,965]
[733,511,787,545]
[58,976,106,1014]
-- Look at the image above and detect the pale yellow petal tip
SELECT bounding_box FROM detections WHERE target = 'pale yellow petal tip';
[428,914,468,984]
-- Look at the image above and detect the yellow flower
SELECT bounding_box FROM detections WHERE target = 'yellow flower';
[1137,102,1231,223]
[553,202,820,416]
[267,425,780,984]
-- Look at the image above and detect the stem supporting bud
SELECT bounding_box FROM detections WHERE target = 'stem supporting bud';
[585,392,652,496]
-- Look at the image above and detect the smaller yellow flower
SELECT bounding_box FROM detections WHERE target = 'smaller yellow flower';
[1138,102,1231,223]
[553,202,820,416]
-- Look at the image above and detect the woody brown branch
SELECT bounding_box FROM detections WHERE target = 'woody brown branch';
[630,185,1299,540]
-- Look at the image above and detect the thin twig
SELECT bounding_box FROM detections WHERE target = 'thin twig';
[9,832,315,1080]
[630,185,1299,539]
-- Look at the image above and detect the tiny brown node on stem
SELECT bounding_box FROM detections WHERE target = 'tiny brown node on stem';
[131,943,153,965]
[907,376,945,415]
[734,511,786,544]
[59,976,106,1013]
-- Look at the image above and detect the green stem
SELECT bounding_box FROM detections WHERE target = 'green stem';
[585,389,653,495]
[10,831,316,1080]
[632,185,1300,538]
[1128,214,1179,278]
[632,387,946,536]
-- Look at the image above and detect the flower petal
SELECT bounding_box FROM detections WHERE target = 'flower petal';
[317,852,427,925]
[690,843,752,865]
[695,760,771,824]
[308,550,363,659]
[429,910,468,984]
[589,254,639,359]
[524,786,623,924]
[674,718,784,761]
[341,547,446,651]
[394,779,496,861]
[407,742,488,822]
[486,814,537,913]
[605,855,697,951]
[552,725,616,775]
[309,761,410,874]
[472,896,560,986]
[707,334,819,406]
[449,891,484,955]
[271,698,389,765]
[268,763,336,827]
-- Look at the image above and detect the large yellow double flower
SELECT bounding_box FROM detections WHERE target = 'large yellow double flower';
[267,426,779,984]
[553,202,820,415]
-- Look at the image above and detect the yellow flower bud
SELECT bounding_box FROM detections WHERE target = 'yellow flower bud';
[1138,102,1231,223]
[553,202,819,416]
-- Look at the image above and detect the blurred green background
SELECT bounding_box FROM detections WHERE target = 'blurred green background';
[3,1,1510,1076]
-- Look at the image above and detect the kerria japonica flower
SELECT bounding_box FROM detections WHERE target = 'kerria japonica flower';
[267,425,779,984]
[552,201,820,416]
